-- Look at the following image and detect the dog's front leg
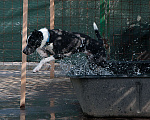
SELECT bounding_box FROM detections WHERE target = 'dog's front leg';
[36,48,48,58]
[33,56,55,72]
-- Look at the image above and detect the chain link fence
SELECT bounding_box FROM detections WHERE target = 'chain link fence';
[0,0,149,64]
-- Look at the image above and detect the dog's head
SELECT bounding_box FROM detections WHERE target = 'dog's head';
[23,29,43,55]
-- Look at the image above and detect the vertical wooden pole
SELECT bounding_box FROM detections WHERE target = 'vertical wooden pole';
[50,0,55,79]
[20,0,28,109]
[50,0,55,29]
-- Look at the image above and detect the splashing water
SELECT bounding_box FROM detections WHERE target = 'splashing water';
[57,53,150,77]
[58,53,113,76]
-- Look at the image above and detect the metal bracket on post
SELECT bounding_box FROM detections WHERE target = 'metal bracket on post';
[50,0,55,79]
[20,0,28,110]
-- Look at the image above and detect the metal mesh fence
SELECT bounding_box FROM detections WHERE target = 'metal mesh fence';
[0,0,22,62]
[109,0,150,61]
[0,0,149,63]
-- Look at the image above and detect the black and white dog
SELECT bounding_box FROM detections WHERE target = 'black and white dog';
[23,22,106,72]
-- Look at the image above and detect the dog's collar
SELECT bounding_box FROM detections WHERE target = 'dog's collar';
[46,32,50,43]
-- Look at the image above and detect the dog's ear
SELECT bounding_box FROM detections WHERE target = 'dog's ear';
[38,31,43,40]
[32,29,38,34]
[34,29,37,32]
[32,29,43,40]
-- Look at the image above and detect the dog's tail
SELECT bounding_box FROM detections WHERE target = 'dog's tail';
[93,22,103,46]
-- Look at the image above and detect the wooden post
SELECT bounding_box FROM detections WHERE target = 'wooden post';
[50,0,55,79]
[20,0,28,109]
[50,0,55,29]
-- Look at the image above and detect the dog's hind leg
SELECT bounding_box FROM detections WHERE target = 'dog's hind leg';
[33,56,55,72]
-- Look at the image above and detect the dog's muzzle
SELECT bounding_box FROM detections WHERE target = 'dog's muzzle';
[23,46,36,55]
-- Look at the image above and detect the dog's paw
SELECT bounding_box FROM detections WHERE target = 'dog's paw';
[33,67,40,73]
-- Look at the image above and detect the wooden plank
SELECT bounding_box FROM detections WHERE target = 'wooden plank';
[20,0,28,109]
[50,0,55,79]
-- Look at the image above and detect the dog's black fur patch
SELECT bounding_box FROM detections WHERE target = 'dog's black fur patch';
[23,30,43,55]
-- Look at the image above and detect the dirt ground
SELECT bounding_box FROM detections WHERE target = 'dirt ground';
[0,70,150,120]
